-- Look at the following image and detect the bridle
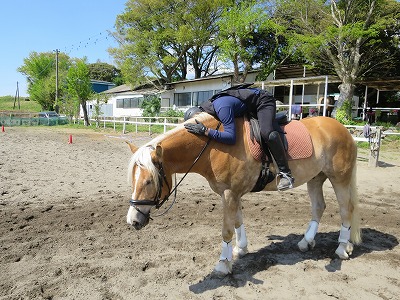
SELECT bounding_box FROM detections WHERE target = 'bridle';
[129,122,221,222]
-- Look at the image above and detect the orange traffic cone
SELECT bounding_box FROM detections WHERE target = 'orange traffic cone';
[68,134,73,144]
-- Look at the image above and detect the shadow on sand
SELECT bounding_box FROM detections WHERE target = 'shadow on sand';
[189,228,398,294]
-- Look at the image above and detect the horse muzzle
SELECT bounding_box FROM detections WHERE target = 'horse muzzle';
[130,218,149,230]
[127,205,151,230]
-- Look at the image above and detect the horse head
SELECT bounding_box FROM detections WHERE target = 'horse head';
[126,142,172,230]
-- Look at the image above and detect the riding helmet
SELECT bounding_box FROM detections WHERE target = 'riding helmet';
[184,106,203,121]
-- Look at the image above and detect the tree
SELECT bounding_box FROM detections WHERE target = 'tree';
[141,95,161,119]
[88,62,124,85]
[18,51,70,110]
[110,0,229,86]
[274,0,400,112]
[216,1,290,83]
[65,59,93,126]
[91,93,110,128]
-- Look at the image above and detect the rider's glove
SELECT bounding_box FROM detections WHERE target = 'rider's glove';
[184,119,207,135]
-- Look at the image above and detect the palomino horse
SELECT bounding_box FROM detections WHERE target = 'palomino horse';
[318,96,335,117]
[126,114,361,276]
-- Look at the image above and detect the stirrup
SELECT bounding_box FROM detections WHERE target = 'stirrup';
[276,172,294,191]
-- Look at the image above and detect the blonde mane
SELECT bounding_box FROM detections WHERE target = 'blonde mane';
[127,113,215,188]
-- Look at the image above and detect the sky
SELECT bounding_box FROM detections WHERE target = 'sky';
[0,0,127,97]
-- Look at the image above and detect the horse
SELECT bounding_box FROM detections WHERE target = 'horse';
[318,96,335,117]
[125,113,361,276]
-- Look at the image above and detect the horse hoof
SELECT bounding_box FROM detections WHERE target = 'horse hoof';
[345,242,354,256]
[298,237,315,252]
[335,242,352,259]
[213,260,232,277]
[233,246,248,259]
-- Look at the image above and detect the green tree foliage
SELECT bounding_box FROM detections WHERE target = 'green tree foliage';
[217,1,290,83]
[110,0,229,86]
[64,59,93,126]
[159,109,184,122]
[88,62,124,85]
[335,100,354,125]
[18,51,70,110]
[274,0,400,112]
[91,93,110,127]
[141,95,161,118]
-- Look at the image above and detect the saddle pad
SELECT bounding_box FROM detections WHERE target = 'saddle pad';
[245,119,313,162]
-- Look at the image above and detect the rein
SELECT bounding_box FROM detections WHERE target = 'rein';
[129,121,222,218]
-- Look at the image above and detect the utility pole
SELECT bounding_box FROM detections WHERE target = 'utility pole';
[55,49,59,113]
[14,81,20,110]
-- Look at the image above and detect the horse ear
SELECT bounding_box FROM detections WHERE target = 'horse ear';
[151,144,163,162]
[156,144,163,158]
[126,141,138,153]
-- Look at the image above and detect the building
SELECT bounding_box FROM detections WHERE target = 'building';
[84,66,364,118]
[90,80,116,93]
[85,83,163,118]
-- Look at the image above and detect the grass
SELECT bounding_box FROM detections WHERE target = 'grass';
[0,96,41,112]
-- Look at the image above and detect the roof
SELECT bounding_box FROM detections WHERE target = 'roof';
[90,79,115,85]
[102,66,400,95]
[255,75,342,87]
[102,84,164,96]
[168,70,259,85]
[272,65,322,79]
[102,84,132,94]
[357,77,400,91]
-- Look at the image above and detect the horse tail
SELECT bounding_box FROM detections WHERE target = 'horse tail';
[350,162,362,244]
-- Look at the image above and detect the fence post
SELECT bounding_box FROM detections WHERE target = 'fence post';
[123,117,126,134]
[368,128,381,167]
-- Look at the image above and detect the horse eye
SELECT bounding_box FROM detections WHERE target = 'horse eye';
[145,179,152,186]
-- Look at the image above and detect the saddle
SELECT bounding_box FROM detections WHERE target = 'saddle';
[246,112,313,192]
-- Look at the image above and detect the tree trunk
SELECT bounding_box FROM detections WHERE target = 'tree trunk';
[81,101,90,126]
[332,81,355,118]
[337,82,355,108]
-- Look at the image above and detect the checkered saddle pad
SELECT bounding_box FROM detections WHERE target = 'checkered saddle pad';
[245,119,313,162]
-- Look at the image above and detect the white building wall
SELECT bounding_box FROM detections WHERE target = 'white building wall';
[111,95,143,117]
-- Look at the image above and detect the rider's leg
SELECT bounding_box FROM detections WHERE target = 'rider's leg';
[256,96,294,191]
[266,131,295,191]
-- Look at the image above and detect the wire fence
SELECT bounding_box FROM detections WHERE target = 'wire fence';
[0,111,68,126]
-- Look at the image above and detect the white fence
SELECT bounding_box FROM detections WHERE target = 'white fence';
[75,116,182,134]
[75,116,398,167]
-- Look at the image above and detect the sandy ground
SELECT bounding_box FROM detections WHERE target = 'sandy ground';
[0,126,399,300]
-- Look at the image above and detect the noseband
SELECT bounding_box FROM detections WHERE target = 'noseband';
[129,122,221,221]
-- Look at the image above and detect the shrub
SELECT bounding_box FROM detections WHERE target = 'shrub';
[335,100,353,125]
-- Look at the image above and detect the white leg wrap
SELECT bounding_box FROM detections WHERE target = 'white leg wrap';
[338,224,351,243]
[235,224,247,249]
[219,241,233,261]
[304,220,319,243]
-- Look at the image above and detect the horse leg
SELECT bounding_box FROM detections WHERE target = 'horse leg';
[298,172,327,252]
[233,209,248,259]
[213,189,240,276]
[330,172,361,259]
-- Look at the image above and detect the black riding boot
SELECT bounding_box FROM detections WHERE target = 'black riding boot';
[265,131,294,191]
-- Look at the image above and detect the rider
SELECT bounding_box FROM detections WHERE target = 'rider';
[184,84,294,191]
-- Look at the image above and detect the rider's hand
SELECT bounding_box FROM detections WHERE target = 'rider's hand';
[184,119,207,136]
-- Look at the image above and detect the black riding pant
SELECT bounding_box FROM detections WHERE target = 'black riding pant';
[255,92,276,143]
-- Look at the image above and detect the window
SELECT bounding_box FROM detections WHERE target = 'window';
[193,90,213,106]
[116,97,144,109]
[173,93,191,106]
